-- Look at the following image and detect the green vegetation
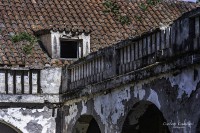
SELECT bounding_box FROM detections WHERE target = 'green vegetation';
[11,32,37,55]
[103,0,161,25]
[103,0,131,25]
[135,0,161,23]
[139,0,160,11]
[103,0,120,14]
[118,15,131,25]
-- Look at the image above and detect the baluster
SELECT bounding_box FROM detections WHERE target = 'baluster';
[147,36,151,55]
[127,45,130,72]
[71,69,73,82]
[143,37,147,56]
[0,70,6,93]
[123,47,127,73]
[139,40,143,58]
[165,28,170,49]
[8,70,14,94]
[196,16,200,37]
[24,71,29,94]
[152,34,155,53]
[156,31,161,51]
[15,71,22,94]
[130,43,135,71]
[161,30,165,50]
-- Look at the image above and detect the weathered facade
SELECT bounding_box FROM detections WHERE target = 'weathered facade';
[0,0,200,133]
[62,9,200,133]
[0,67,62,133]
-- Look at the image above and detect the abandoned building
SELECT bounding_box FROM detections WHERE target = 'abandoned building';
[0,0,200,133]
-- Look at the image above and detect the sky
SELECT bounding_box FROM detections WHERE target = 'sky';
[180,0,197,2]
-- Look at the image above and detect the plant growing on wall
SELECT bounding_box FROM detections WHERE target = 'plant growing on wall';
[11,32,37,55]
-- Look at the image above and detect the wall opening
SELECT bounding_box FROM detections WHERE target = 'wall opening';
[60,40,79,59]
[197,119,200,133]
[122,101,170,133]
[0,121,22,133]
[73,115,101,133]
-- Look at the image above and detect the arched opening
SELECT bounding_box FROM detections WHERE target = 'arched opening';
[0,121,21,133]
[73,115,101,133]
[122,101,170,133]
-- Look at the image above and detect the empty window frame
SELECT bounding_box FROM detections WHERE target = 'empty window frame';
[60,40,82,59]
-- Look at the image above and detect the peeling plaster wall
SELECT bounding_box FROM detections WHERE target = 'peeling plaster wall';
[0,67,62,133]
[63,65,200,133]
[93,87,130,133]
[63,87,136,133]
[64,103,78,132]
[0,107,56,133]
[168,68,200,99]
[0,94,59,103]
[41,67,62,94]
[127,66,200,133]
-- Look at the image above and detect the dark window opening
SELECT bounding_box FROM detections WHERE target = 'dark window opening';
[60,41,78,58]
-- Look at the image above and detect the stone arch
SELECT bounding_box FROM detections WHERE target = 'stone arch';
[0,120,22,133]
[121,101,170,133]
[72,115,101,133]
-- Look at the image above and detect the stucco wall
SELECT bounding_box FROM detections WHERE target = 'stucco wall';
[63,65,200,133]
[41,67,62,94]
[0,67,62,133]
[0,107,57,133]
[40,31,90,59]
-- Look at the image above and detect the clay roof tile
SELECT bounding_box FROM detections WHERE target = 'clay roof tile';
[0,0,199,67]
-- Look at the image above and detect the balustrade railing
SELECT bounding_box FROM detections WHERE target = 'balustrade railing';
[68,15,200,90]
[68,47,116,90]
[0,69,41,94]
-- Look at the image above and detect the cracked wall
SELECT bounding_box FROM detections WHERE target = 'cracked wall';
[0,107,57,133]
[63,65,200,133]
[41,67,62,94]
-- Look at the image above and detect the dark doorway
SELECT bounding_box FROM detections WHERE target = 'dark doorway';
[73,115,101,133]
[122,101,170,133]
[87,118,101,133]
[0,122,20,133]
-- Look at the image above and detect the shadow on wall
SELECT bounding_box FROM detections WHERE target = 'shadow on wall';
[73,115,101,133]
[197,119,200,133]
[0,121,22,133]
[122,101,170,133]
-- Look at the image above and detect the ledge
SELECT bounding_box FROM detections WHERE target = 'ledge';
[0,94,60,104]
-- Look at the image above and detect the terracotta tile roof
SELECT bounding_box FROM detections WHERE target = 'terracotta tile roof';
[0,0,199,67]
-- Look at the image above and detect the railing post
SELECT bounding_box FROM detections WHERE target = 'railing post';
[103,47,117,79]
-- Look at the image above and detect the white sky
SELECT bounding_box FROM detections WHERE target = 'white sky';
[179,0,197,2]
